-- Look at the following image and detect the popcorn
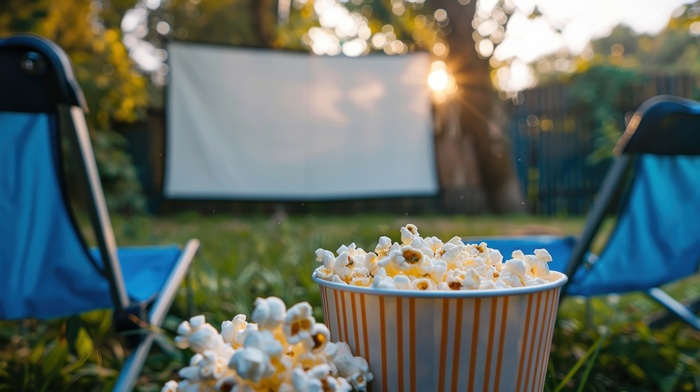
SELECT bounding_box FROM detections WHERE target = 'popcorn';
[179,350,231,382]
[374,236,392,257]
[370,275,397,290]
[229,345,276,383]
[314,224,557,291]
[359,252,380,276]
[327,342,373,388]
[251,297,286,330]
[332,252,354,281]
[534,248,553,262]
[161,380,179,392]
[503,258,527,278]
[285,365,353,392]
[411,277,436,291]
[392,275,412,290]
[348,267,371,286]
[497,270,524,288]
[221,314,257,349]
[283,302,315,347]
[164,297,372,392]
[400,224,418,245]
[175,316,225,353]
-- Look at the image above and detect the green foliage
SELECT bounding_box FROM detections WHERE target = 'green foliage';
[0,312,118,391]
[90,131,147,213]
[534,4,700,166]
[0,0,147,212]
[566,65,646,164]
[551,292,700,391]
[2,214,698,391]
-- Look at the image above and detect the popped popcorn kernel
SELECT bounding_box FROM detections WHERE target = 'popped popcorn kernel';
[411,277,435,291]
[393,275,412,290]
[316,249,335,268]
[349,267,371,286]
[284,302,315,346]
[175,316,225,353]
[229,346,275,383]
[504,259,527,278]
[360,252,380,276]
[310,323,330,354]
[534,248,553,262]
[161,380,178,392]
[251,297,286,330]
[313,224,558,292]
[315,266,334,281]
[374,236,392,257]
[401,247,423,265]
[400,225,417,245]
[463,268,482,290]
[221,314,257,349]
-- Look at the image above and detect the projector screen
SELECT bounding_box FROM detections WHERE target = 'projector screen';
[164,41,438,200]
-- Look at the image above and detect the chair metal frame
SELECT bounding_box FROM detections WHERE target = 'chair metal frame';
[0,34,200,391]
[466,95,700,330]
[562,95,700,330]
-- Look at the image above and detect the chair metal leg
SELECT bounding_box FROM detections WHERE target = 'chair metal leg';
[114,239,200,390]
[186,270,195,318]
[113,332,156,392]
[149,239,200,327]
[646,287,700,330]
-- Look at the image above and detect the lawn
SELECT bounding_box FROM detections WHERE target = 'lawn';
[1,213,698,391]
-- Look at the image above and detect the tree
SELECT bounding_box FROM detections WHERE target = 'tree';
[530,1,700,162]
[432,0,524,213]
[0,0,147,212]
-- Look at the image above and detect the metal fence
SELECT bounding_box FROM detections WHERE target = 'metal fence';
[507,74,700,215]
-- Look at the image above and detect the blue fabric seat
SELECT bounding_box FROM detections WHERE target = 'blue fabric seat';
[466,95,700,330]
[94,246,184,304]
[0,34,199,391]
[464,235,576,274]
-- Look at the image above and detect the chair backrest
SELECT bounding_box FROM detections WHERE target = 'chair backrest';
[0,34,129,319]
[566,96,700,296]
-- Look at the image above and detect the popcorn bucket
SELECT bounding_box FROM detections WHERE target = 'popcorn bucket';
[314,271,567,392]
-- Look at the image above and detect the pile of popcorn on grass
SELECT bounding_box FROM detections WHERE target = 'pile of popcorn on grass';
[314,224,554,290]
[162,297,372,392]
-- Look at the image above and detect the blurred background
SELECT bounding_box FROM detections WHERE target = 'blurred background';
[3,0,699,218]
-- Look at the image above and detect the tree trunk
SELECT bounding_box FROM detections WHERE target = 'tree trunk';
[433,0,524,214]
[251,0,276,47]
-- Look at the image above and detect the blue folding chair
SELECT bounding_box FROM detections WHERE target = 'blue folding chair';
[467,95,700,330]
[0,34,200,390]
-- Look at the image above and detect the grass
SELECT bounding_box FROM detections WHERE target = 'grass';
[1,213,698,391]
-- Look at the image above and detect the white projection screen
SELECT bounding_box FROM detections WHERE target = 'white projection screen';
[164,41,438,200]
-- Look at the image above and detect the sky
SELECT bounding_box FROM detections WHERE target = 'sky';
[493,0,694,63]
[484,0,695,91]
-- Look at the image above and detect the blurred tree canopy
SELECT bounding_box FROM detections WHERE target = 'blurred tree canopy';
[0,0,147,212]
[529,1,700,163]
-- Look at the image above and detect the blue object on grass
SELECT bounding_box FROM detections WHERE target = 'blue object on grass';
[0,34,200,391]
[466,95,700,330]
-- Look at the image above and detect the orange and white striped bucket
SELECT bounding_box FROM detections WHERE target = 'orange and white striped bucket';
[315,271,567,392]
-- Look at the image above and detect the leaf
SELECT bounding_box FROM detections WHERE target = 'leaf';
[28,341,47,364]
[65,317,82,355]
[74,328,94,361]
[576,327,608,392]
[40,337,68,389]
[554,320,612,392]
